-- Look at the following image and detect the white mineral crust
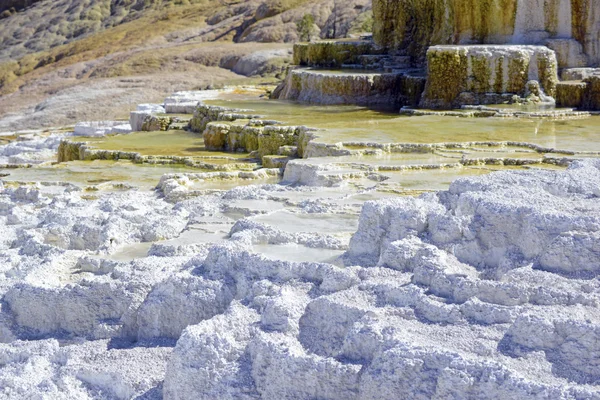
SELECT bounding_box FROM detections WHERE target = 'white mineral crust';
[0,135,63,165]
[0,156,599,398]
[73,121,132,137]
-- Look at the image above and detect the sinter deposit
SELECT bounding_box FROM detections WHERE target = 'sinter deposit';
[1,136,600,397]
[2,0,600,398]
[0,86,600,398]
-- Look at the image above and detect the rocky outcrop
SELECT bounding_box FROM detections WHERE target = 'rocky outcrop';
[57,140,85,163]
[129,111,149,132]
[279,1,599,111]
[420,45,559,109]
[203,120,313,164]
[129,110,172,132]
[189,104,262,134]
[56,138,260,171]
[1,135,61,165]
[347,159,600,274]
[373,0,600,68]
[140,115,172,132]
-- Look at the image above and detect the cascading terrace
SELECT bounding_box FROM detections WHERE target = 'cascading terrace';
[273,0,600,112]
[2,1,600,399]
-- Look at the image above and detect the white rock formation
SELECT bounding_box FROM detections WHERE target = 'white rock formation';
[129,111,151,132]
[164,159,600,398]
[163,302,260,399]
[136,104,166,114]
[73,121,132,137]
[1,117,600,400]
[164,102,198,114]
[0,339,170,399]
[0,134,63,165]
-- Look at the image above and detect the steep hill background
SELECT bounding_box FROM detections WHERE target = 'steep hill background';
[0,0,372,131]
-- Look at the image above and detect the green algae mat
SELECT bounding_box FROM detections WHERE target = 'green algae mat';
[79,130,252,159]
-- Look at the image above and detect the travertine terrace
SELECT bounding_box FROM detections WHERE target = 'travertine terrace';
[1,1,600,399]
[275,0,600,110]
[1,84,600,398]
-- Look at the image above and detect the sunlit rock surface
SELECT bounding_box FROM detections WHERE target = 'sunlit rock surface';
[2,87,600,398]
[0,134,62,165]
[2,125,600,398]
[279,0,599,111]
[420,45,558,109]
[373,0,600,68]
[74,121,132,137]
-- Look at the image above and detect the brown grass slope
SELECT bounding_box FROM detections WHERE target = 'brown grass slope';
[0,0,371,131]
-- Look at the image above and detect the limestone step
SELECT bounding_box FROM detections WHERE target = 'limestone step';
[556,80,588,108]
[420,45,558,109]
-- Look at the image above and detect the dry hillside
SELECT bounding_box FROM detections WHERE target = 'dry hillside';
[0,0,372,131]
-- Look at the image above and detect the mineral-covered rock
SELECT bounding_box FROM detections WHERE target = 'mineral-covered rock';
[2,153,600,398]
[163,303,260,399]
[3,84,600,399]
[73,121,132,137]
[293,40,383,68]
[0,135,61,165]
[136,104,166,114]
[140,115,172,132]
[274,68,425,107]
[556,81,588,108]
[583,75,600,111]
[129,111,150,132]
[419,45,558,109]
[373,0,600,68]
[347,159,600,276]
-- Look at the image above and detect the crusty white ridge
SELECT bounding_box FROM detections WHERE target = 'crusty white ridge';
[1,157,600,398]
